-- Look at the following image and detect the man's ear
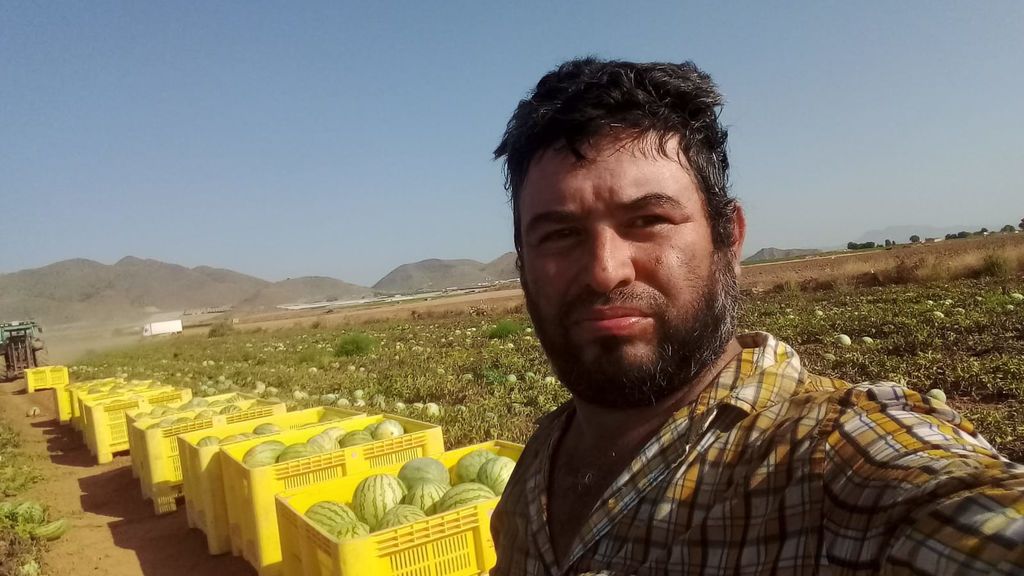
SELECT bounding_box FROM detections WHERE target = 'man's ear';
[730,203,746,276]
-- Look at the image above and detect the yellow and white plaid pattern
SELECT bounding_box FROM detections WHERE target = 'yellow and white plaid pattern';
[491,332,1024,575]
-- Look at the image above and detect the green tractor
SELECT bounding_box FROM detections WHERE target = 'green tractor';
[1,321,47,381]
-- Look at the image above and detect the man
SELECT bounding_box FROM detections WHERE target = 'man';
[490,58,1024,575]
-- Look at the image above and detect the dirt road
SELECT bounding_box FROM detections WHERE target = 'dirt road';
[0,380,255,576]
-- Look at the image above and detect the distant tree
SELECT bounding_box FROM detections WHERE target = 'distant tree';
[945,233,956,240]
[1001,225,1016,233]
[847,242,857,250]
[863,241,876,249]
[957,231,970,239]
[980,227,989,234]
[884,239,892,247]
[1019,217,1024,231]
[910,234,921,243]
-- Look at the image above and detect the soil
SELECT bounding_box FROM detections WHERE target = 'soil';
[0,380,255,576]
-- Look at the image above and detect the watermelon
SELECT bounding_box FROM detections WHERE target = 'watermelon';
[222,433,252,444]
[352,474,406,529]
[363,423,379,437]
[454,450,498,484]
[319,427,347,445]
[196,409,217,419]
[149,407,168,418]
[401,480,449,514]
[376,504,426,531]
[372,419,405,440]
[433,482,495,514]
[277,443,319,463]
[339,431,373,448]
[197,436,221,448]
[333,520,370,540]
[306,432,337,454]
[476,456,516,495]
[319,409,343,421]
[242,440,287,467]
[305,501,359,533]
[252,423,281,436]
[220,404,243,415]
[14,501,45,525]
[398,458,449,487]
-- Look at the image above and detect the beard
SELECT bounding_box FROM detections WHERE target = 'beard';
[523,250,741,409]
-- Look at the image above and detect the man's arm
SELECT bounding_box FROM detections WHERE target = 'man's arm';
[821,383,1024,574]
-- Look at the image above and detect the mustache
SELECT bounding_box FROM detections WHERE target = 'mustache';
[560,285,666,323]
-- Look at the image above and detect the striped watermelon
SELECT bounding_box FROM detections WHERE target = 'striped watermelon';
[277,443,319,463]
[476,456,516,495]
[434,482,495,514]
[220,404,243,415]
[454,449,498,484]
[371,419,405,440]
[363,422,379,436]
[398,458,450,487]
[401,480,449,514]
[252,423,281,435]
[196,436,221,448]
[333,521,370,540]
[305,501,359,533]
[195,409,217,419]
[376,504,426,531]
[352,474,406,529]
[222,433,254,444]
[339,431,373,448]
[242,440,287,467]
[319,427,347,445]
[306,432,336,454]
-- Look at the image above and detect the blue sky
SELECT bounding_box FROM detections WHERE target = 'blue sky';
[2,2,1022,286]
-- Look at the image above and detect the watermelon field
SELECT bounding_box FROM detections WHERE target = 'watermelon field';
[72,277,1024,462]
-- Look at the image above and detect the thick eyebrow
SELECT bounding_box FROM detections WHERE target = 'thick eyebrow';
[524,193,687,237]
[619,192,685,212]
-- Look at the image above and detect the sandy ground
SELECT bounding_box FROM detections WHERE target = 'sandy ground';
[0,380,255,576]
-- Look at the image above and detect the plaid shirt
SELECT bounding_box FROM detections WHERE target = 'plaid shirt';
[491,332,1024,575]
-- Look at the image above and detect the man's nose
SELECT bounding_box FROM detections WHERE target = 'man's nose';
[585,227,635,294]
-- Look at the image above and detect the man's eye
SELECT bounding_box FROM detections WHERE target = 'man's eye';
[631,215,668,227]
[539,228,578,244]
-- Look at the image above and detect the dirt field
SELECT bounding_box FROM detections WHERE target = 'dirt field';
[0,380,255,576]
[740,233,1024,291]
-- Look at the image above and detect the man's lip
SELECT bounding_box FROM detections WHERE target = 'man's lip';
[572,307,651,323]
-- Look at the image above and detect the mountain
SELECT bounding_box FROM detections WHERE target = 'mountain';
[743,247,821,264]
[854,225,987,244]
[373,252,519,293]
[0,257,371,326]
[239,277,374,308]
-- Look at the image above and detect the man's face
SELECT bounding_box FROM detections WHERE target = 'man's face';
[518,134,742,408]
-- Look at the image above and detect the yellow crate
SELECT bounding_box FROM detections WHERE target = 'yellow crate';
[177,407,365,555]
[125,393,288,515]
[71,379,159,431]
[220,414,444,576]
[81,387,192,464]
[55,378,109,424]
[276,441,523,576]
[25,366,69,393]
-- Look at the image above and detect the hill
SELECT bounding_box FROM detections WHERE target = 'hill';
[743,247,821,264]
[373,252,519,293]
[0,257,371,326]
[239,277,374,308]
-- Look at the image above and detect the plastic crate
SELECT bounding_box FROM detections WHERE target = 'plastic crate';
[81,387,193,464]
[72,379,159,431]
[125,393,288,515]
[276,441,523,576]
[25,366,69,393]
[55,378,119,424]
[178,407,365,555]
[219,414,444,576]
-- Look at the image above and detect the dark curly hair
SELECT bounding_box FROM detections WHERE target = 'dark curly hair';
[494,57,736,261]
